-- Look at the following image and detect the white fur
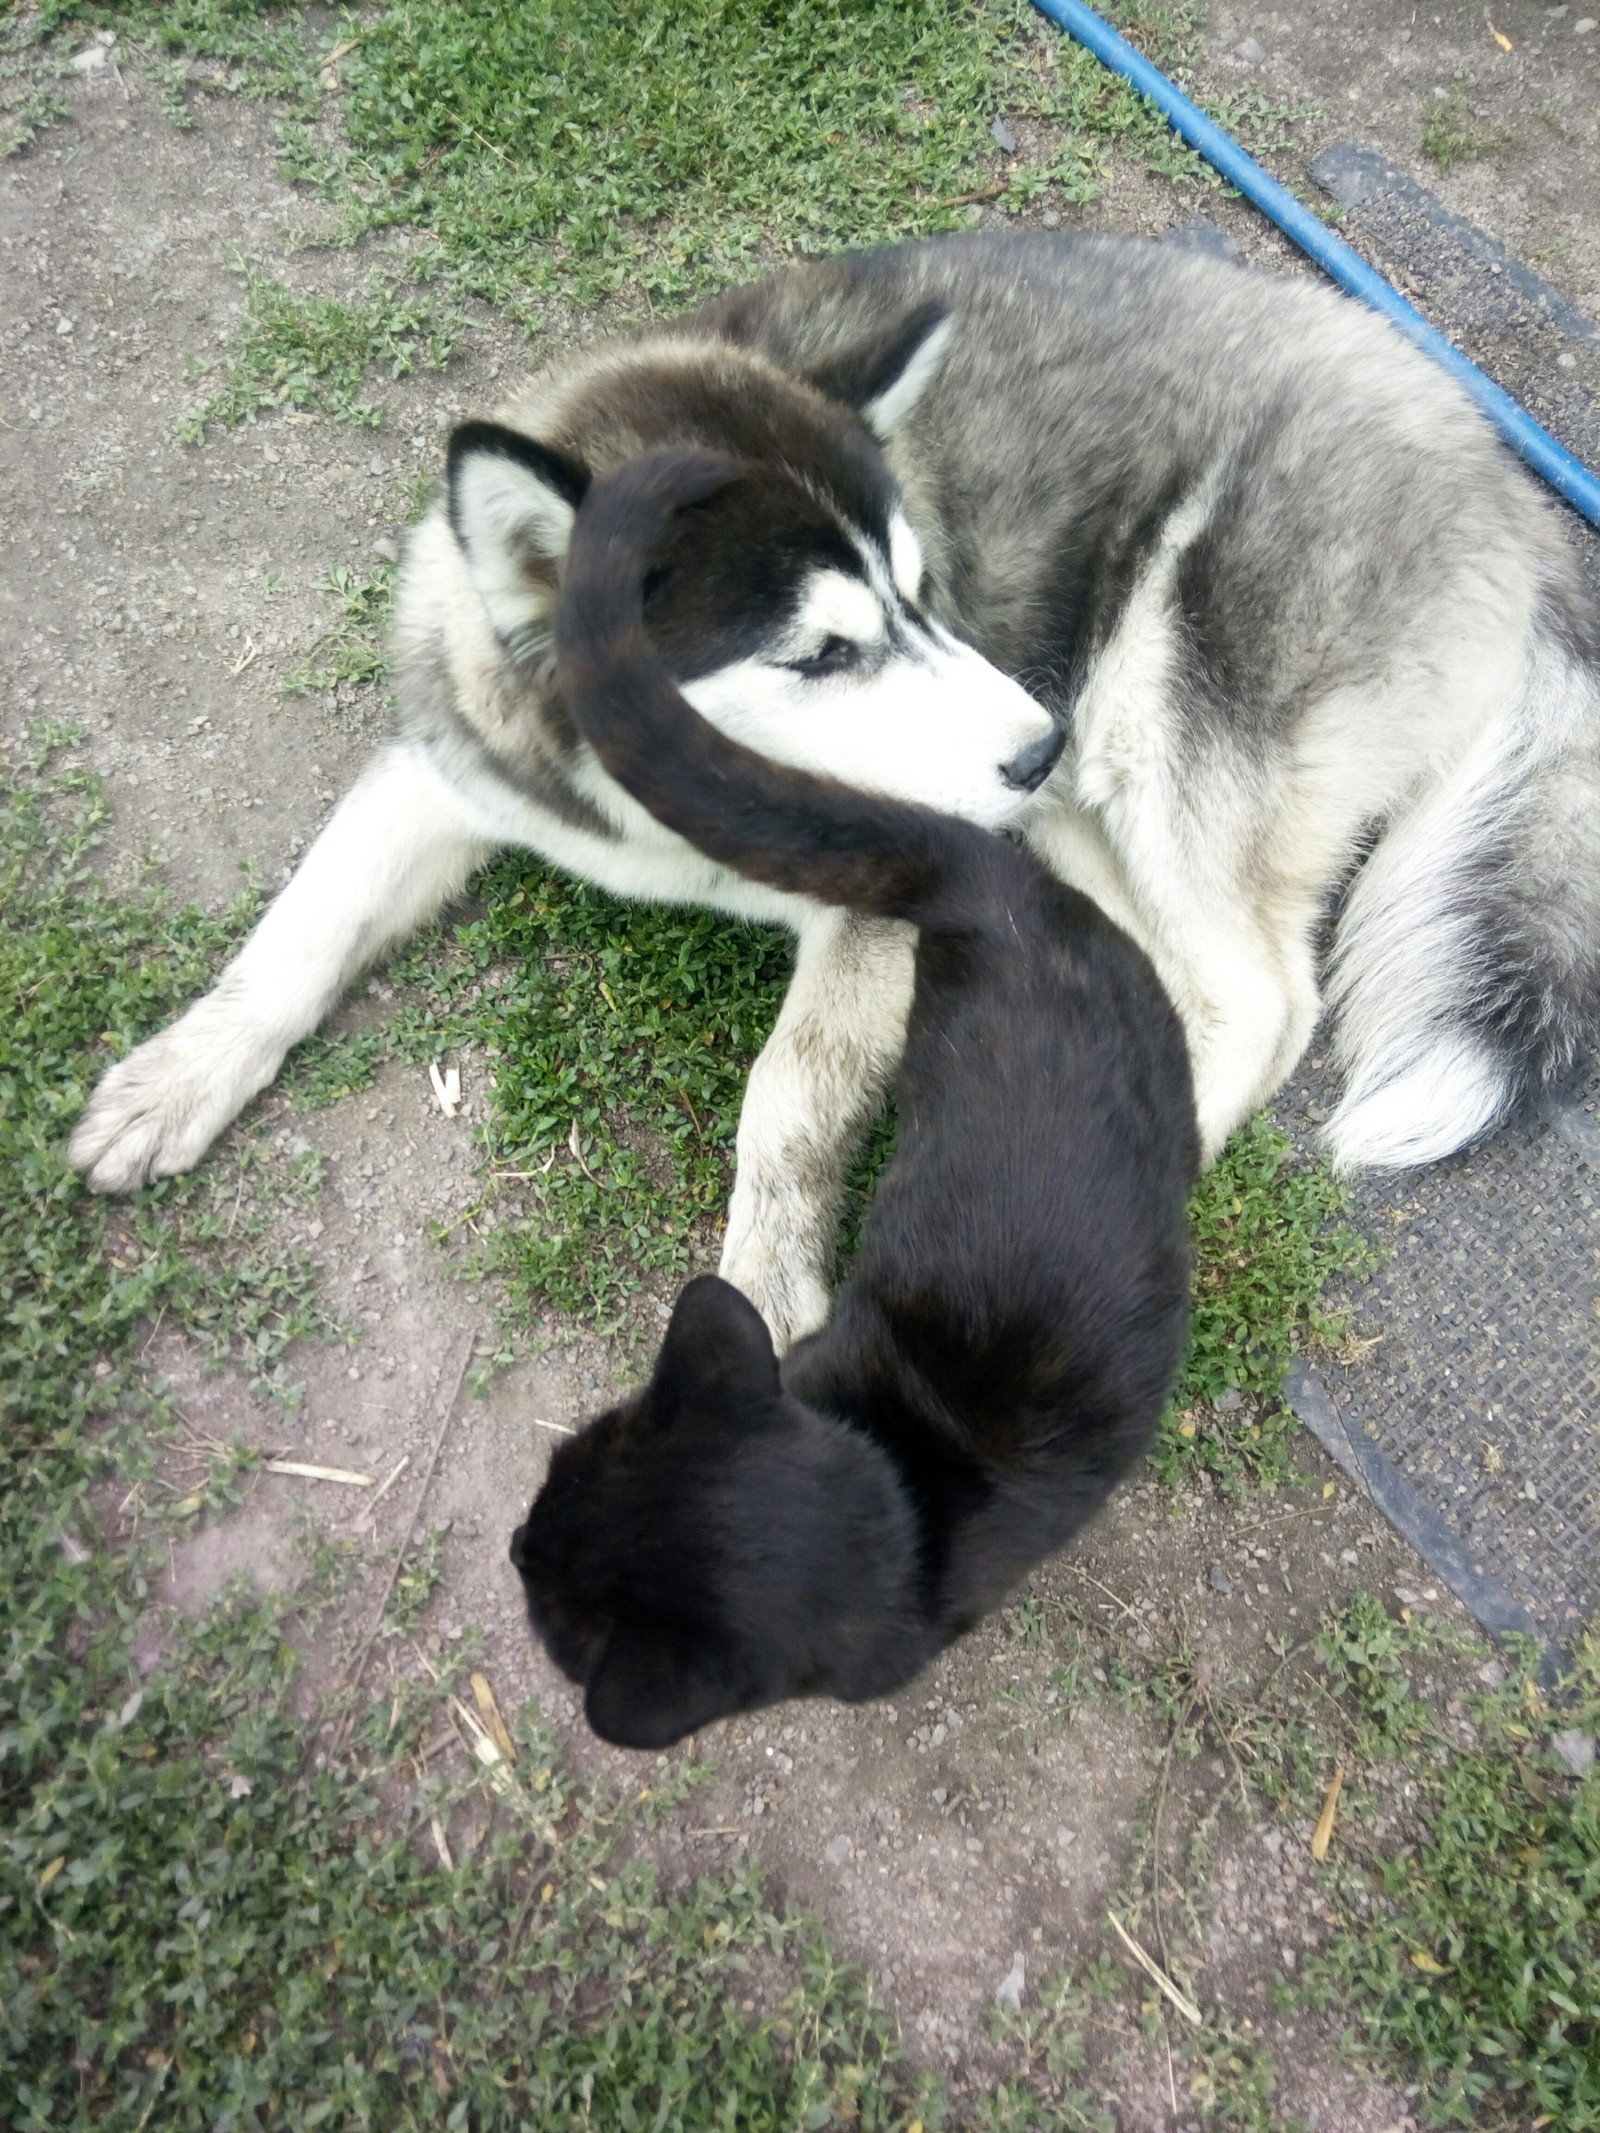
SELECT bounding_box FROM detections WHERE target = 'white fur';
[1322,634,1593,1168]
[863,315,954,438]
[1034,484,1316,1158]
[684,625,1053,830]
[888,512,925,601]
[719,906,917,1348]
[790,568,886,652]
[684,532,1054,831]
[450,448,575,639]
[1323,1041,1508,1170]
[70,748,493,1192]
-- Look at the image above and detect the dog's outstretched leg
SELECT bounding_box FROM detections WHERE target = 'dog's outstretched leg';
[719,908,916,1350]
[70,745,493,1193]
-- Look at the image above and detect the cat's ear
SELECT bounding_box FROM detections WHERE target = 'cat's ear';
[447,420,591,644]
[651,1274,780,1424]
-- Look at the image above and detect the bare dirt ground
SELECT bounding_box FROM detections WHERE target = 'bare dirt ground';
[6,8,1597,2126]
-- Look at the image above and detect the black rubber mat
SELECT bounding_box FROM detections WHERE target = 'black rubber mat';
[1280,1060,1600,1652]
[1246,144,1600,1657]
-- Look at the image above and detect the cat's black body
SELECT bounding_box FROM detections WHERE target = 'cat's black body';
[510,450,1199,1749]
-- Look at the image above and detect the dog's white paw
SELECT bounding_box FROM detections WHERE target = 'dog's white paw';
[69,1008,282,1193]
[718,1234,831,1356]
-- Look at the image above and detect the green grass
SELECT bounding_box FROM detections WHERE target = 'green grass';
[1155,1117,1377,1495]
[18,1,1218,336]
[995,1586,1600,2131]
[298,0,1032,308]
[0,757,340,1436]
[1207,84,1321,162]
[9,0,1226,434]
[284,561,396,696]
[359,860,796,1327]
[6,3,1528,2120]
[0,749,941,2131]
[4,1557,926,2130]
[182,263,459,437]
[37,0,327,114]
[1303,1604,1600,2130]
[286,0,1216,311]
[1421,87,1512,174]
[1,81,68,158]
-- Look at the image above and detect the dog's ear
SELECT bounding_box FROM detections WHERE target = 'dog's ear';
[447,420,592,646]
[652,1274,780,1420]
[585,1614,745,1748]
[804,300,954,440]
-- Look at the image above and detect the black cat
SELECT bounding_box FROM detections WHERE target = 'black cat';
[510,448,1198,1748]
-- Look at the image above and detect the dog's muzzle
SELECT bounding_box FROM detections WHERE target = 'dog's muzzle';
[1000,724,1065,793]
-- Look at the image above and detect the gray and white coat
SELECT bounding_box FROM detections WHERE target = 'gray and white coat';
[71,233,1600,1349]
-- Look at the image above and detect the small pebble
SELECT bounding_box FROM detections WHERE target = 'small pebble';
[1208,1563,1233,1594]
[1234,36,1264,63]
[990,116,1019,154]
[1552,1728,1595,1777]
[72,44,109,73]
[995,1951,1026,2011]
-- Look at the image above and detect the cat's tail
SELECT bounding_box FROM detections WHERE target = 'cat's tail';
[554,448,998,932]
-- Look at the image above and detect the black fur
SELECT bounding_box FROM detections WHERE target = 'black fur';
[509,449,1199,1751]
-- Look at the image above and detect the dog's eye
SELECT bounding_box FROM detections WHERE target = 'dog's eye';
[787,635,859,679]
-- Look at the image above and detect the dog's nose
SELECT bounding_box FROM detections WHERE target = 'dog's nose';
[509,1523,528,1571]
[1000,723,1064,793]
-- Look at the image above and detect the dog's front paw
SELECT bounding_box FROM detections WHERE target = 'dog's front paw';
[718,1235,831,1356]
[69,1006,281,1193]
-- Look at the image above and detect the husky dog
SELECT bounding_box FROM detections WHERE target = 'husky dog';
[510,448,1196,1747]
[71,234,1600,1351]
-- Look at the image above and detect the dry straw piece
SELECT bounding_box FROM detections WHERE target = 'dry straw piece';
[264,1459,374,1487]
[1106,1908,1202,2027]
[1311,1762,1346,1863]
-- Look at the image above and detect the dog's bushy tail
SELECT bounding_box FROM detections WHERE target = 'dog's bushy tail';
[555,448,991,930]
[1324,608,1600,1168]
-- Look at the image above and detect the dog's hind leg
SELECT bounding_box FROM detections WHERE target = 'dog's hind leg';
[1110,803,1323,1161]
[1177,918,1319,1159]
[70,744,493,1193]
[719,907,916,1350]
[1030,782,1318,1164]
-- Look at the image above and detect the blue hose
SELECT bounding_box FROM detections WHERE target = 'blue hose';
[1029,0,1600,529]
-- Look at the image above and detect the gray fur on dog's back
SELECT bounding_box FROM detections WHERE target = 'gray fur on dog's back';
[694,233,1550,708]
[695,233,1600,1162]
